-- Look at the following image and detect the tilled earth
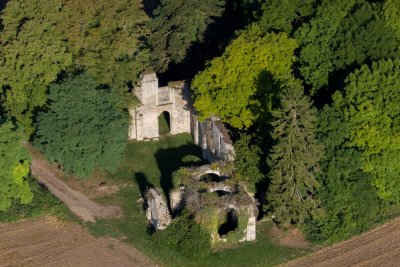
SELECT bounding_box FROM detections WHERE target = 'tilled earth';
[283,217,400,267]
[0,216,156,267]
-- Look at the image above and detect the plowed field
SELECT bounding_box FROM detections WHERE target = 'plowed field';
[283,217,400,267]
[0,216,156,267]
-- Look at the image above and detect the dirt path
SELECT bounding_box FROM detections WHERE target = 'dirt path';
[282,217,400,267]
[0,216,156,267]
[31,158,121,222]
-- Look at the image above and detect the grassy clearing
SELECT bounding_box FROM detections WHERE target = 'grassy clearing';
[86,134,310,266]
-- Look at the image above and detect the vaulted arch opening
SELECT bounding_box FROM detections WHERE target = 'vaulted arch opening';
[158,111,171,135]
[218,208,238,236]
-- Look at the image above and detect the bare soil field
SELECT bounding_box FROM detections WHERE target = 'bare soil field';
[282,217,400,267]
[0,216,156,267]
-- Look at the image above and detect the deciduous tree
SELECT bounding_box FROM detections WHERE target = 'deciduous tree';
[192,25,297,129]
[148,0,225,71]
[0,121,33,211]
[34,73,129,177]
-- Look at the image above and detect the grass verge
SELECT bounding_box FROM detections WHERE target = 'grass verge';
[86,134,310,266]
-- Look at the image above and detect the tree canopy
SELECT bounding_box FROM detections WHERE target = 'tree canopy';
[0,121,33,211]
[192,25,297,129]
[148,0,225,71]
[34,74,129,177]
[326,59,400,202]
[267,81,323,225]
[295,0,400,93]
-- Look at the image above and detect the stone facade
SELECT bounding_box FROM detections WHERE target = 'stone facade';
[129,73,191,141]
[129,73,234,162]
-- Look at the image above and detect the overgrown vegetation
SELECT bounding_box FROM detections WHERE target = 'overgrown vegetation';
[86,135,309,266]
[0,175,71,222]
[1,0,400,264]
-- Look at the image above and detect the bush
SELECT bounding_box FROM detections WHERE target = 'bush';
[152,212,211,259]
[0,175,68,221]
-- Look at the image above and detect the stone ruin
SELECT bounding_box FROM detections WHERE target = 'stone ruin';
[170,163,257,243]
[145,188,171,230]
[129,73,234,162]
[131,73,256,242]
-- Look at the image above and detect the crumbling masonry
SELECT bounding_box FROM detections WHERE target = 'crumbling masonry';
[130,73,256,243]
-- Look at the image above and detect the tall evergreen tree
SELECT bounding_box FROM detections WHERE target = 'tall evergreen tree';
[267,80,323,225]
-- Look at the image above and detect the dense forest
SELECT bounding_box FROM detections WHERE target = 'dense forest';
[1,0,400,252]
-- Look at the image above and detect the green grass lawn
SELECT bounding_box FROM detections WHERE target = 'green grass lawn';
[86,134,310,266]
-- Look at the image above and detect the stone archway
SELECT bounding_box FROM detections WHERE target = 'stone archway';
[218,208,238,236]
[158,111,171,135]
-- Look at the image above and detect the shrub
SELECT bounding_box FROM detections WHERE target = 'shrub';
[152,212,211,259]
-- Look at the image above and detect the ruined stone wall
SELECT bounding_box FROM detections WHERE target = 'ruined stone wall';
[128,73,191,141]
[129,73,234,162]
[191,115,234,162]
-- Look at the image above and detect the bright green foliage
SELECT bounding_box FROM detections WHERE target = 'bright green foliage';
[34,74,129,177]
[57,0,149,92]
[295,0,400,93]
[259,0,316,33]
[0,121,33,211]
[0,1,73,135]
[148,0,225,71]
[382,0,400,39]
[328,59,400,202]
[193,25,297,129]
[233,134,264,192]
[307,103,381,242]
[267,81,323,225]
[152,212,211,260]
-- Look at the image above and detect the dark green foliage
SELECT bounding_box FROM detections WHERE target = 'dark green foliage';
[306,99,382,242]
[34,73,129,177]
[267,81,323,225]
[295,0,400,93]
[234,134,264,192]
[152,212,211,260]
[148,0,225,71]
[321,59,400,202]
[258,0,317,33]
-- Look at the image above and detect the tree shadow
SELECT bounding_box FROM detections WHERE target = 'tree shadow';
[143,0,160,17]
[134,172,154,210]
[154,143,207,212]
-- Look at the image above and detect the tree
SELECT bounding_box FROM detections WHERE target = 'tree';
[267,81,323,225]
[307,103,381,242]
[295,0,400,93]
[34,73,129,177]
[0,121,33,211]
[0,0,73,135]
[326,59,400,203]
[0,0,149,135]
[234,134,264,192]
[148,0,225,71]
[56,0,150,93]
[258,0,317,33]
[192,25,297,129]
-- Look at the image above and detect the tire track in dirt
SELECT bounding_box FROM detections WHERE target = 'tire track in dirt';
[31,158,121,222]
[0,217,157,267]
[282,217,400,267]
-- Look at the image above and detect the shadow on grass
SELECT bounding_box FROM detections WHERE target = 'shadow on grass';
[134,172,156,212]
[154,144,207,212]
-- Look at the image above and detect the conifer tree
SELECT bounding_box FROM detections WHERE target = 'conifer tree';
[267,80,323,225]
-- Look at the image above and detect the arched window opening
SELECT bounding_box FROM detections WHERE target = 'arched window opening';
[218,208,238,236]
[158,111,171,135]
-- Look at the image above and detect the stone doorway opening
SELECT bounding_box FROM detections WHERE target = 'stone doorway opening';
[158,111,171,135]
[218,208,238,236]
